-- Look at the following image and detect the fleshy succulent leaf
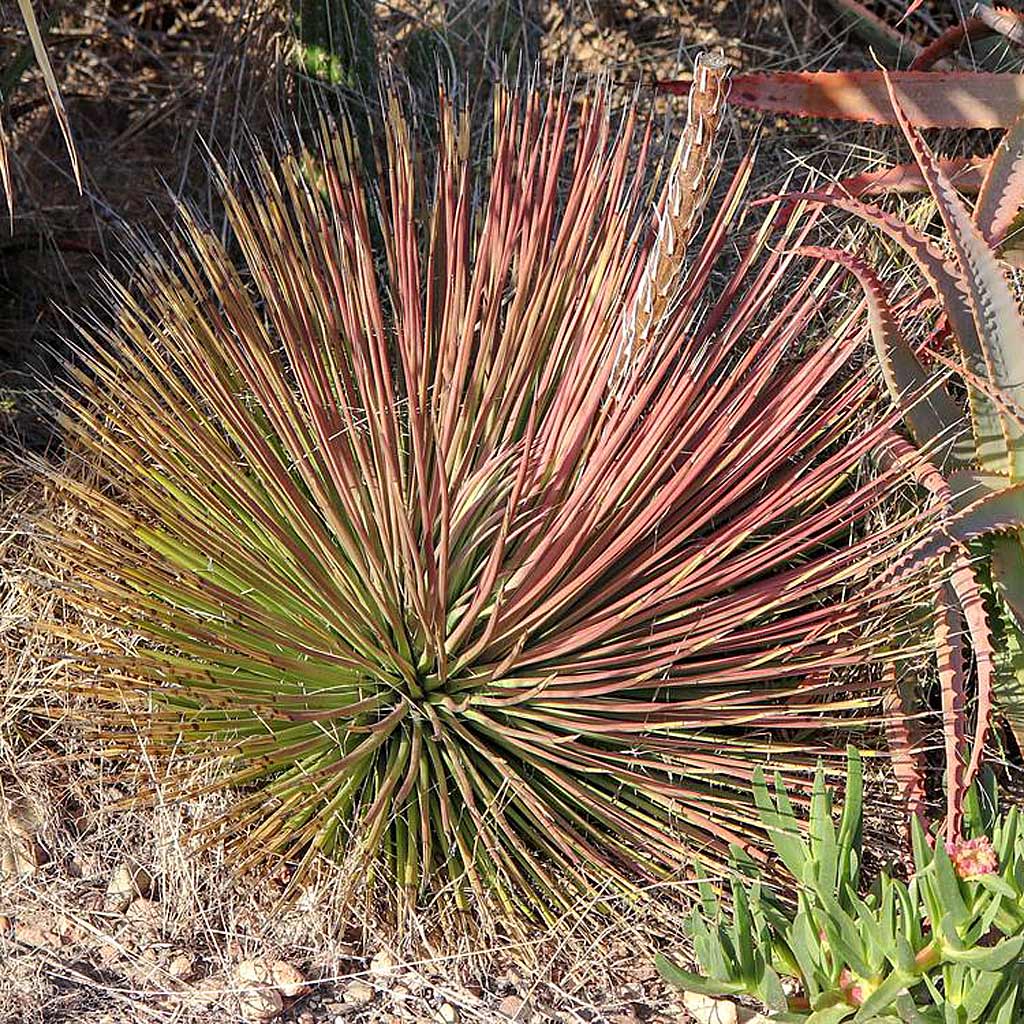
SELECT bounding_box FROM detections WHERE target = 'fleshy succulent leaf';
[655,953,746,996]
[659,71,1024,128]
[798,245,965,467]
[884,69,1024,482]
[976,109,1024,247]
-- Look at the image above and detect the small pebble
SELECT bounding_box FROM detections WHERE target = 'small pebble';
[370,949,395,977]
[498,995,525,1020]
[343,979,375,1005]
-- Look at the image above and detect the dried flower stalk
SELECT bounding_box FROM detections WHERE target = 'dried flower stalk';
[626,50,729,356]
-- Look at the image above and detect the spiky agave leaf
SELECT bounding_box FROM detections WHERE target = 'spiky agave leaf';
[46,83,931,923]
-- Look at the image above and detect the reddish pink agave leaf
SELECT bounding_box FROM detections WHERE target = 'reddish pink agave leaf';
[659,70,1024,128]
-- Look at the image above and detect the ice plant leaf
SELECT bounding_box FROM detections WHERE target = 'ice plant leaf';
[658,71,1024,128]
[46,84,930,921]
[654,954,745,996]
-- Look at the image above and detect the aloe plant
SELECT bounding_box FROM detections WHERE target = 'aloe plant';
[658,751,1024,1023]
[660,6,1024,131]
[741,73,1024,839]
[44,59,933,920]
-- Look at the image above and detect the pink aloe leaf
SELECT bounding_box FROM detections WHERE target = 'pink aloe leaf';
[949,554,996,801]
[884,69,1024,482]
[659,70,1024,129]
[976,109,1024,247]
[911,15,996,71]
[758,189,992,469]
[935,580,968,838]
[882,663,929,831]
[798,245,965,466]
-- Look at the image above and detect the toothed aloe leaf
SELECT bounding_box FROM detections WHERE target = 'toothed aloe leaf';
[799,245,965,468]
[976,109,1024,247]
[659,71,1024,128]
[885,73,1024,480]
[764,189,995,470]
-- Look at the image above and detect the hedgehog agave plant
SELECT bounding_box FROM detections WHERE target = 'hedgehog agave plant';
[50,58,928,922]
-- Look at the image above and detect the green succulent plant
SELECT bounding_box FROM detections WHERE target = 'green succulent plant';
[754,72,1024,838]
[658,750,1024,1023]
[44,60,933,923]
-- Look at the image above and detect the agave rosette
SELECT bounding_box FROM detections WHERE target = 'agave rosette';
[49,72,930,921]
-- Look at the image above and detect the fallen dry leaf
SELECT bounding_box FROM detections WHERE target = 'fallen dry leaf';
[238,985,284,1022]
